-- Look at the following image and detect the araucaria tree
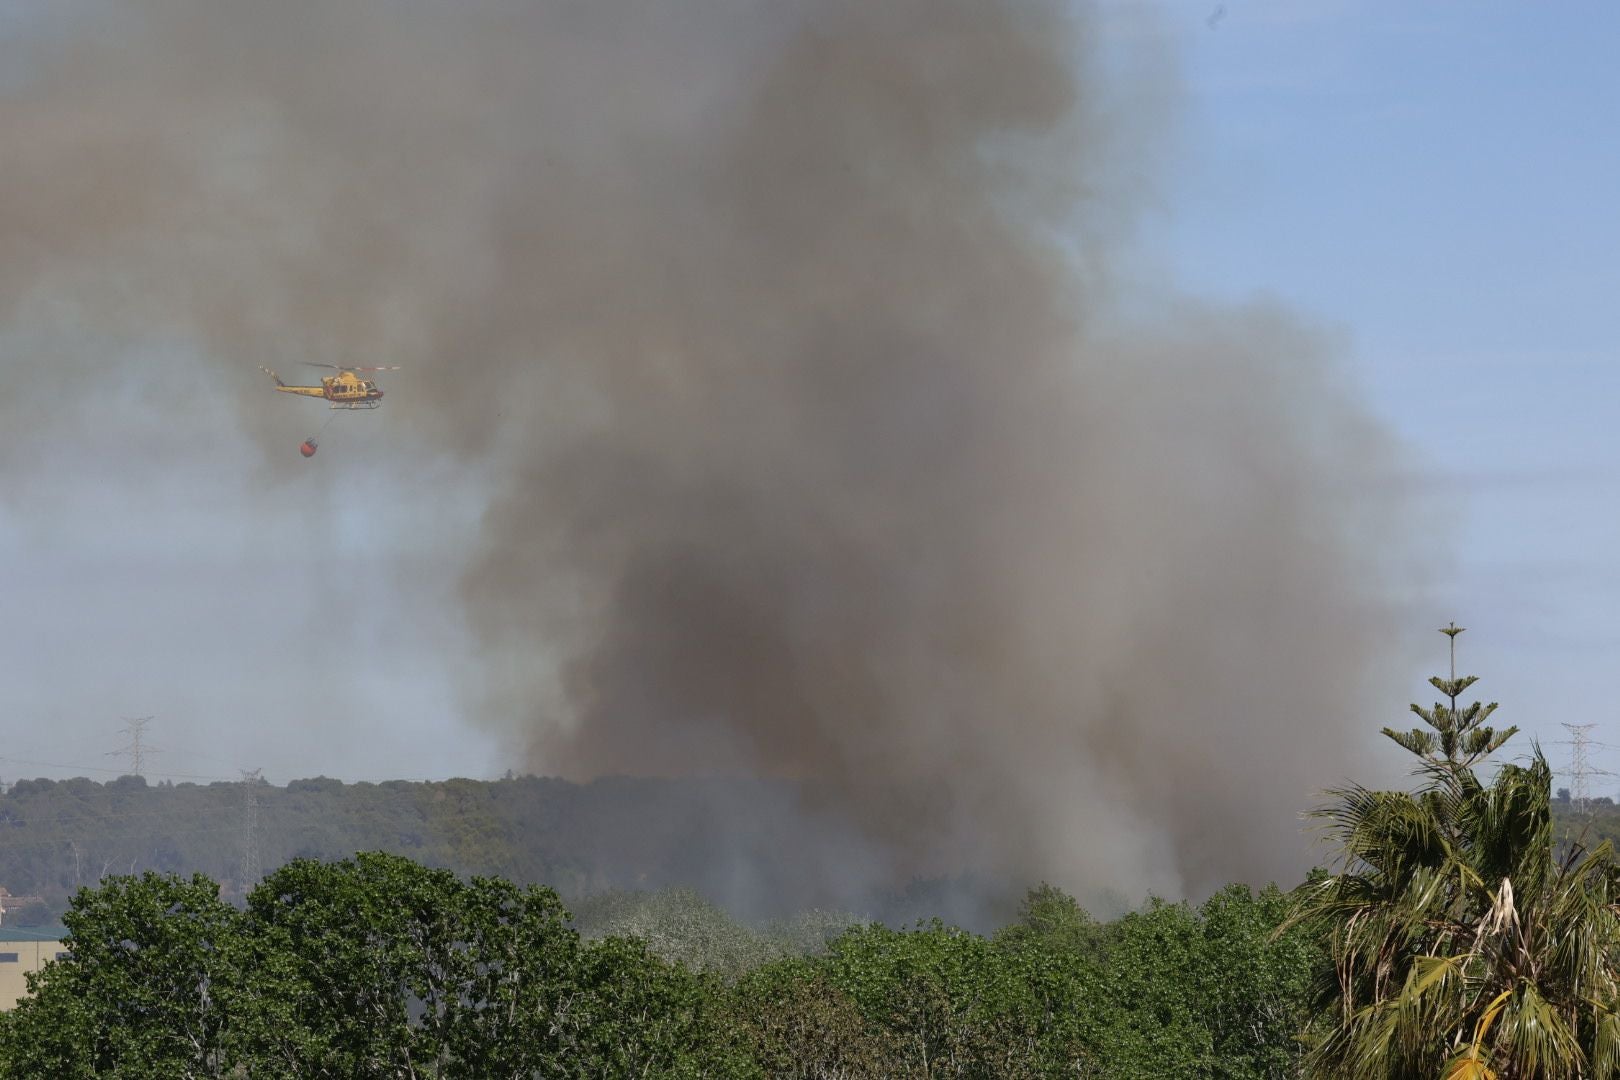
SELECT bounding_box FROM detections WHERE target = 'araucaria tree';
[1295,625,1620,1079]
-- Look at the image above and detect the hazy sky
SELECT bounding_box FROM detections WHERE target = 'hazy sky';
[1,0,1616,801]
[1156,1,1620,786]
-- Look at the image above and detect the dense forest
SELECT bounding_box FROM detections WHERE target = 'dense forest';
[0,772,1016,929]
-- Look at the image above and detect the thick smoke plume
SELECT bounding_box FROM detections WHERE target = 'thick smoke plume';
[0,1,1408,911]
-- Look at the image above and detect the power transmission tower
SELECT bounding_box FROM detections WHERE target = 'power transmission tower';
[240,769,262,888]
[1558,722,1615,816]
[106,716,158,779]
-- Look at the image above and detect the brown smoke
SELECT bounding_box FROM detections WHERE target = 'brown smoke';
[0,0,1410,907]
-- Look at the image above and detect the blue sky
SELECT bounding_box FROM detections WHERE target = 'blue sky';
[2,0,1617,797]
[1142,1,1620,786]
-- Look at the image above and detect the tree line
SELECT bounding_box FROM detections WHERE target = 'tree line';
[0,852,1315,1078]
[0,772,987,927]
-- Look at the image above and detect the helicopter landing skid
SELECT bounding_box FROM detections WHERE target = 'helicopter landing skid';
[329,401,381,410]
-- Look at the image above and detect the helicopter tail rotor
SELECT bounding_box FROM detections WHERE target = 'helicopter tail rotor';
[259,366,286,387]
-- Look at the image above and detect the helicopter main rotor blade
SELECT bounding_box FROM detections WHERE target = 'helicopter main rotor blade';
[300,362,402,372]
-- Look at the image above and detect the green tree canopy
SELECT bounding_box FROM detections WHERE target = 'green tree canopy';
[0,872,239,1080]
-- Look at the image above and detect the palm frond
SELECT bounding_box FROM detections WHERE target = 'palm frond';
[1494,983,1587,1080]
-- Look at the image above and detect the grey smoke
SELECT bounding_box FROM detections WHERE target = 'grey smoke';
[0,0,1411,910]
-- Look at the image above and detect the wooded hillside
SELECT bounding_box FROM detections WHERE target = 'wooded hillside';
[0,773,992,927]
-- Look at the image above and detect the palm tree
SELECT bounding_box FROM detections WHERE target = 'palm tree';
[1292,625,1620,1079]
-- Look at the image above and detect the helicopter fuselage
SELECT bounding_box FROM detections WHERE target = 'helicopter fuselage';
[271,380,384,409]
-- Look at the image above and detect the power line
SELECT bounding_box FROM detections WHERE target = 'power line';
[1558,722,1615,816]
[5,746,493,789]
[0,753,276,786]
[240,768,262,889]
[105,717,159,779]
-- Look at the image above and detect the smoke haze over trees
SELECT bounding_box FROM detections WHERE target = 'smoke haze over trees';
[0,772,1020,926]
[0,1,1416,911]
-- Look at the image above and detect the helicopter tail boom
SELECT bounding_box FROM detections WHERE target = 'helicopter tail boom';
[273,384,329,399]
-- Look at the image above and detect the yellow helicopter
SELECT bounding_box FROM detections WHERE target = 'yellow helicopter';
[260,363,399,410]
[260,363,400,457]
